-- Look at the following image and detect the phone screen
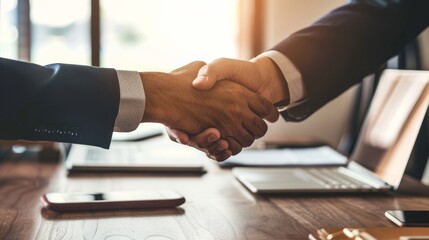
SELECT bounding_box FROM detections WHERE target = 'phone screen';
[387,210,429,224]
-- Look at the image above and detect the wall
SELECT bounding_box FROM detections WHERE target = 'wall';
[256,0,354,148]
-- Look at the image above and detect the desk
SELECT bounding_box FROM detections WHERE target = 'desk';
[1,159,429,239]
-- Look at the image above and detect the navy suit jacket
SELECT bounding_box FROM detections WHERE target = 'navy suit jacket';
[0,58,120,148]
[274,0,429,121]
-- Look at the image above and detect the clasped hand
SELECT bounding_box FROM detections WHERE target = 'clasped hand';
[141,61,279,158]
[165,57,289,161]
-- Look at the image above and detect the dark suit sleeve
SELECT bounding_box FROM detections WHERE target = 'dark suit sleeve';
[0,58,120,148]
[271,0,429,120]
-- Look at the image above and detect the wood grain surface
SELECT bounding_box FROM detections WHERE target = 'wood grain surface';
[1,157,429,240]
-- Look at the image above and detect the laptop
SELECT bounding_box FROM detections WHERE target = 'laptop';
[233,69,429,193]
[67,124,206,173]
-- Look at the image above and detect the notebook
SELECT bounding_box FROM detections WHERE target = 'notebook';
[67,124,206,173]
[233,69,429,193]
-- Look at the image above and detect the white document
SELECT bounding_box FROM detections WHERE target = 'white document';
[221,146,348,167]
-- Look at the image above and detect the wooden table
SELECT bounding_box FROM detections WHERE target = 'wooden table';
[1,157,429,240]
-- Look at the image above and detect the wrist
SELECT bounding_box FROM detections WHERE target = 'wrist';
[251,56,290,104]
[139,72,177,125]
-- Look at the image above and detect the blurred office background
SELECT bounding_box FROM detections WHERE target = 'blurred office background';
[0,0,354,147]
[1,0,429,180]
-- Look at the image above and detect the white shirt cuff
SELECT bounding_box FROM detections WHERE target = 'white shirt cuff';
[114,70,145,132]
[259,50,307,105]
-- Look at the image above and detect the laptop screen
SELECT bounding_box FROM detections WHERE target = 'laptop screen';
[351,70,429,187]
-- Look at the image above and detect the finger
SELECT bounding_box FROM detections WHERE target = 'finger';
[265,106,280,123]
[207,149,232,162]
[242,115,268,139]
[205,139,229,155]
[216,150,232,162]
[248,95,279,123]
[189,128,221,148]
[187,138,227,157]
[166,127,189,144]
[192,58,257,91]
[233,127,255,148]
[226,137,243,155]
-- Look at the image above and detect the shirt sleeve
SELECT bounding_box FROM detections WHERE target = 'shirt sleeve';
[259,50,307,111]
[114,70,145,132]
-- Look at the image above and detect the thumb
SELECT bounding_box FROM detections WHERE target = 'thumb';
[192,65,216,90]
[192,58,258,91]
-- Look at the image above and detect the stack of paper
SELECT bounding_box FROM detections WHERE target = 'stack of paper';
[221,146,348,167]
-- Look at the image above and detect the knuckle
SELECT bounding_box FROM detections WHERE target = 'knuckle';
[207,58,229,73]
[192,60,206,67]
[221,129,233,139]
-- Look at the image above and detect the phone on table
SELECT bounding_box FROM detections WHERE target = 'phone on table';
[385,210,429,227]
[41,190,185,212]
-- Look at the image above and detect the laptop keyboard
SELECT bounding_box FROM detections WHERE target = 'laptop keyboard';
[305,168,373,189]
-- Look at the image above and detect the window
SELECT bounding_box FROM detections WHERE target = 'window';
[30,0,91,65]
[0,0,260,71]
[100,0,240,71]
[0,0,19,59]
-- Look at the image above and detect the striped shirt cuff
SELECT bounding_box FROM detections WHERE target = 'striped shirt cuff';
[114,70,145,132]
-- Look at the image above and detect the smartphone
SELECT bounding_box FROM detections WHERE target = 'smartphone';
[385,210,429,227]
[41,190,185,212]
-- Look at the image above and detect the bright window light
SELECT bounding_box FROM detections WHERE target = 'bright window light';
[100,0,240,71]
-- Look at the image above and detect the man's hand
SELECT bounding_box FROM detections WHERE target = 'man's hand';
[193,57,289,104]
[166,57,290,161]
[141,61,279,148]
[166,127,233,161]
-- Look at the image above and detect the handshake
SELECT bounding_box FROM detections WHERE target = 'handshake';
[140,57,290,161]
